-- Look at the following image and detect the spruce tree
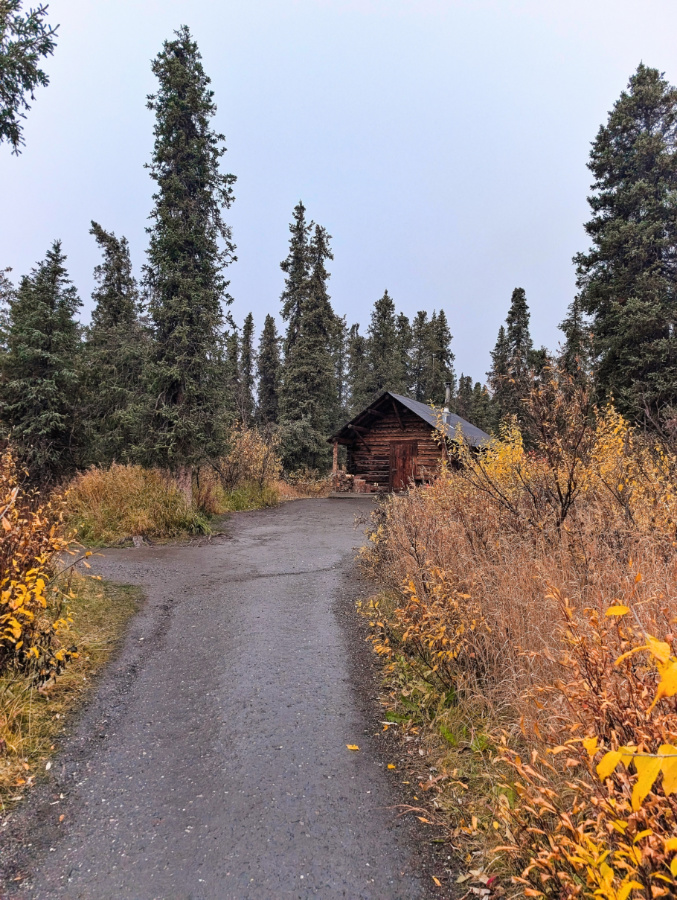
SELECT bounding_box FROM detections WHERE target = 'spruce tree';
[454,373,474,420]
[487,324,510,425]
[366,290,400,395]
[395,313,412,394]
[223,322,240,417]
[239,312,255,424]
[425,309,455,405]
[346,323,371,414]
[410,311,429,401]
[0,1,58,153]
[143,26,236,500]
[279,224,338,470]
[559,295,590,378]
[82,222,147,466]
[0,241,81,482]
[488,288,534,425]
[333,314,349,420]
[280,201,312,356]
[471,382,494,433]
[257,313,280,426]
[574,64,677,420]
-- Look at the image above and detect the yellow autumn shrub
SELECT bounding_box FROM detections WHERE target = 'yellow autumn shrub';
[0,449,77,681]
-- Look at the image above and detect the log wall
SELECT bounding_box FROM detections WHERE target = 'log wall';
[345,406,442,489]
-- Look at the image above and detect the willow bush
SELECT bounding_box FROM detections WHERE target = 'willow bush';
[364,368,677,898]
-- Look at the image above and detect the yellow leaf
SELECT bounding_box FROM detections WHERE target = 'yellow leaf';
[647,636,671,665]
[597,750,623,781]
[583,737,599,757]
[619,882,645,900]
[417,816,432,824]
[632,755,663,811]
[651,661,677,711]
[665,837,677,852]
[387,763,396,769]
[346,744,359,751]
[606,605,630,617]
[432,876,442,887]
[659,745,677,795]
[633,829,653,843]
[672,858,677,878]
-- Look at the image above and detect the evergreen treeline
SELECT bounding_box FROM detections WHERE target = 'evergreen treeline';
[2,49,676,483]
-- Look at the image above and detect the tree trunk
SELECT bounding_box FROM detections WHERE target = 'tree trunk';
[176,465,193,507]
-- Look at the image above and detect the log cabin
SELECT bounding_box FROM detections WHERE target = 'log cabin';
[328,388,491,493]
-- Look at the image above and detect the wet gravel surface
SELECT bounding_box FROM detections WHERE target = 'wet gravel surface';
[1,499,431,899]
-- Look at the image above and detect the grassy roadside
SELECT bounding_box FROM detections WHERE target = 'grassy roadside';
[0,574,142,812]
[360,591,509,897]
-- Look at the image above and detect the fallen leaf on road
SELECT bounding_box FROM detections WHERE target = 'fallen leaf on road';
[417,816,432,824]
[387,764,396,769]
[346,744,359,751]
[432,876,442,887]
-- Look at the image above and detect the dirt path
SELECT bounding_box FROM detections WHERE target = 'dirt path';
[2,499,429,899]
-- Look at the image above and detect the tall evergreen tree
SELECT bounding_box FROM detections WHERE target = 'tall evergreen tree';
[559,294,591,378]
[333,314,349,420]
[280,201,312,356]
[82,222,147,466]
[395,313,412,394]
[410,310,429,402]
[239,312,255,424]
[366,290,401,395]
[575,64,677,420]
[426,309,455,405]
[471,381,494,433]
[279,223,338,470]
[0,241,81,482]
[223,323,240,417]
[454,374,474,420]
[346,323,370,414]
[488,288,534,425]
[257,313,280,426]
[143,26,236,500]
[487,323,510,426]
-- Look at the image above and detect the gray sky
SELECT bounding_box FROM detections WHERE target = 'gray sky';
[1,0,676,381]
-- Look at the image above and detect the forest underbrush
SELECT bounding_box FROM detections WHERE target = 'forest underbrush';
[362,371,677,899]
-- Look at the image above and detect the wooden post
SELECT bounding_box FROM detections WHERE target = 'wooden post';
[332,441,339,477]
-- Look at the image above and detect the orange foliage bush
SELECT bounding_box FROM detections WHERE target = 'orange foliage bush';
[0,449,77,681]
[364,368,677,899]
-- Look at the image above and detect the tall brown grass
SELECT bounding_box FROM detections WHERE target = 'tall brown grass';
[65,464,208,545]
[364,369,677,898]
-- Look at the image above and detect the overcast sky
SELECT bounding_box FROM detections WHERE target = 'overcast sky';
[1,0,676,381]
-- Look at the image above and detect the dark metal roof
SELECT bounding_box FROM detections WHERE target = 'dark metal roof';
[329,390,491,447]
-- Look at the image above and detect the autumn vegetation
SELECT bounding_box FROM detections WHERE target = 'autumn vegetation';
[363,368,677,899]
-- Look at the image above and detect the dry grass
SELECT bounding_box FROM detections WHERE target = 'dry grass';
[0,573,141,811]
[278,469,332,499]
[65,464,208,546]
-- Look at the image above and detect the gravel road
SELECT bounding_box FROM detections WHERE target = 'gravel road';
[2,499,429,900]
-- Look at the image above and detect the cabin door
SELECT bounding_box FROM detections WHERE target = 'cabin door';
[389,441,418,491]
